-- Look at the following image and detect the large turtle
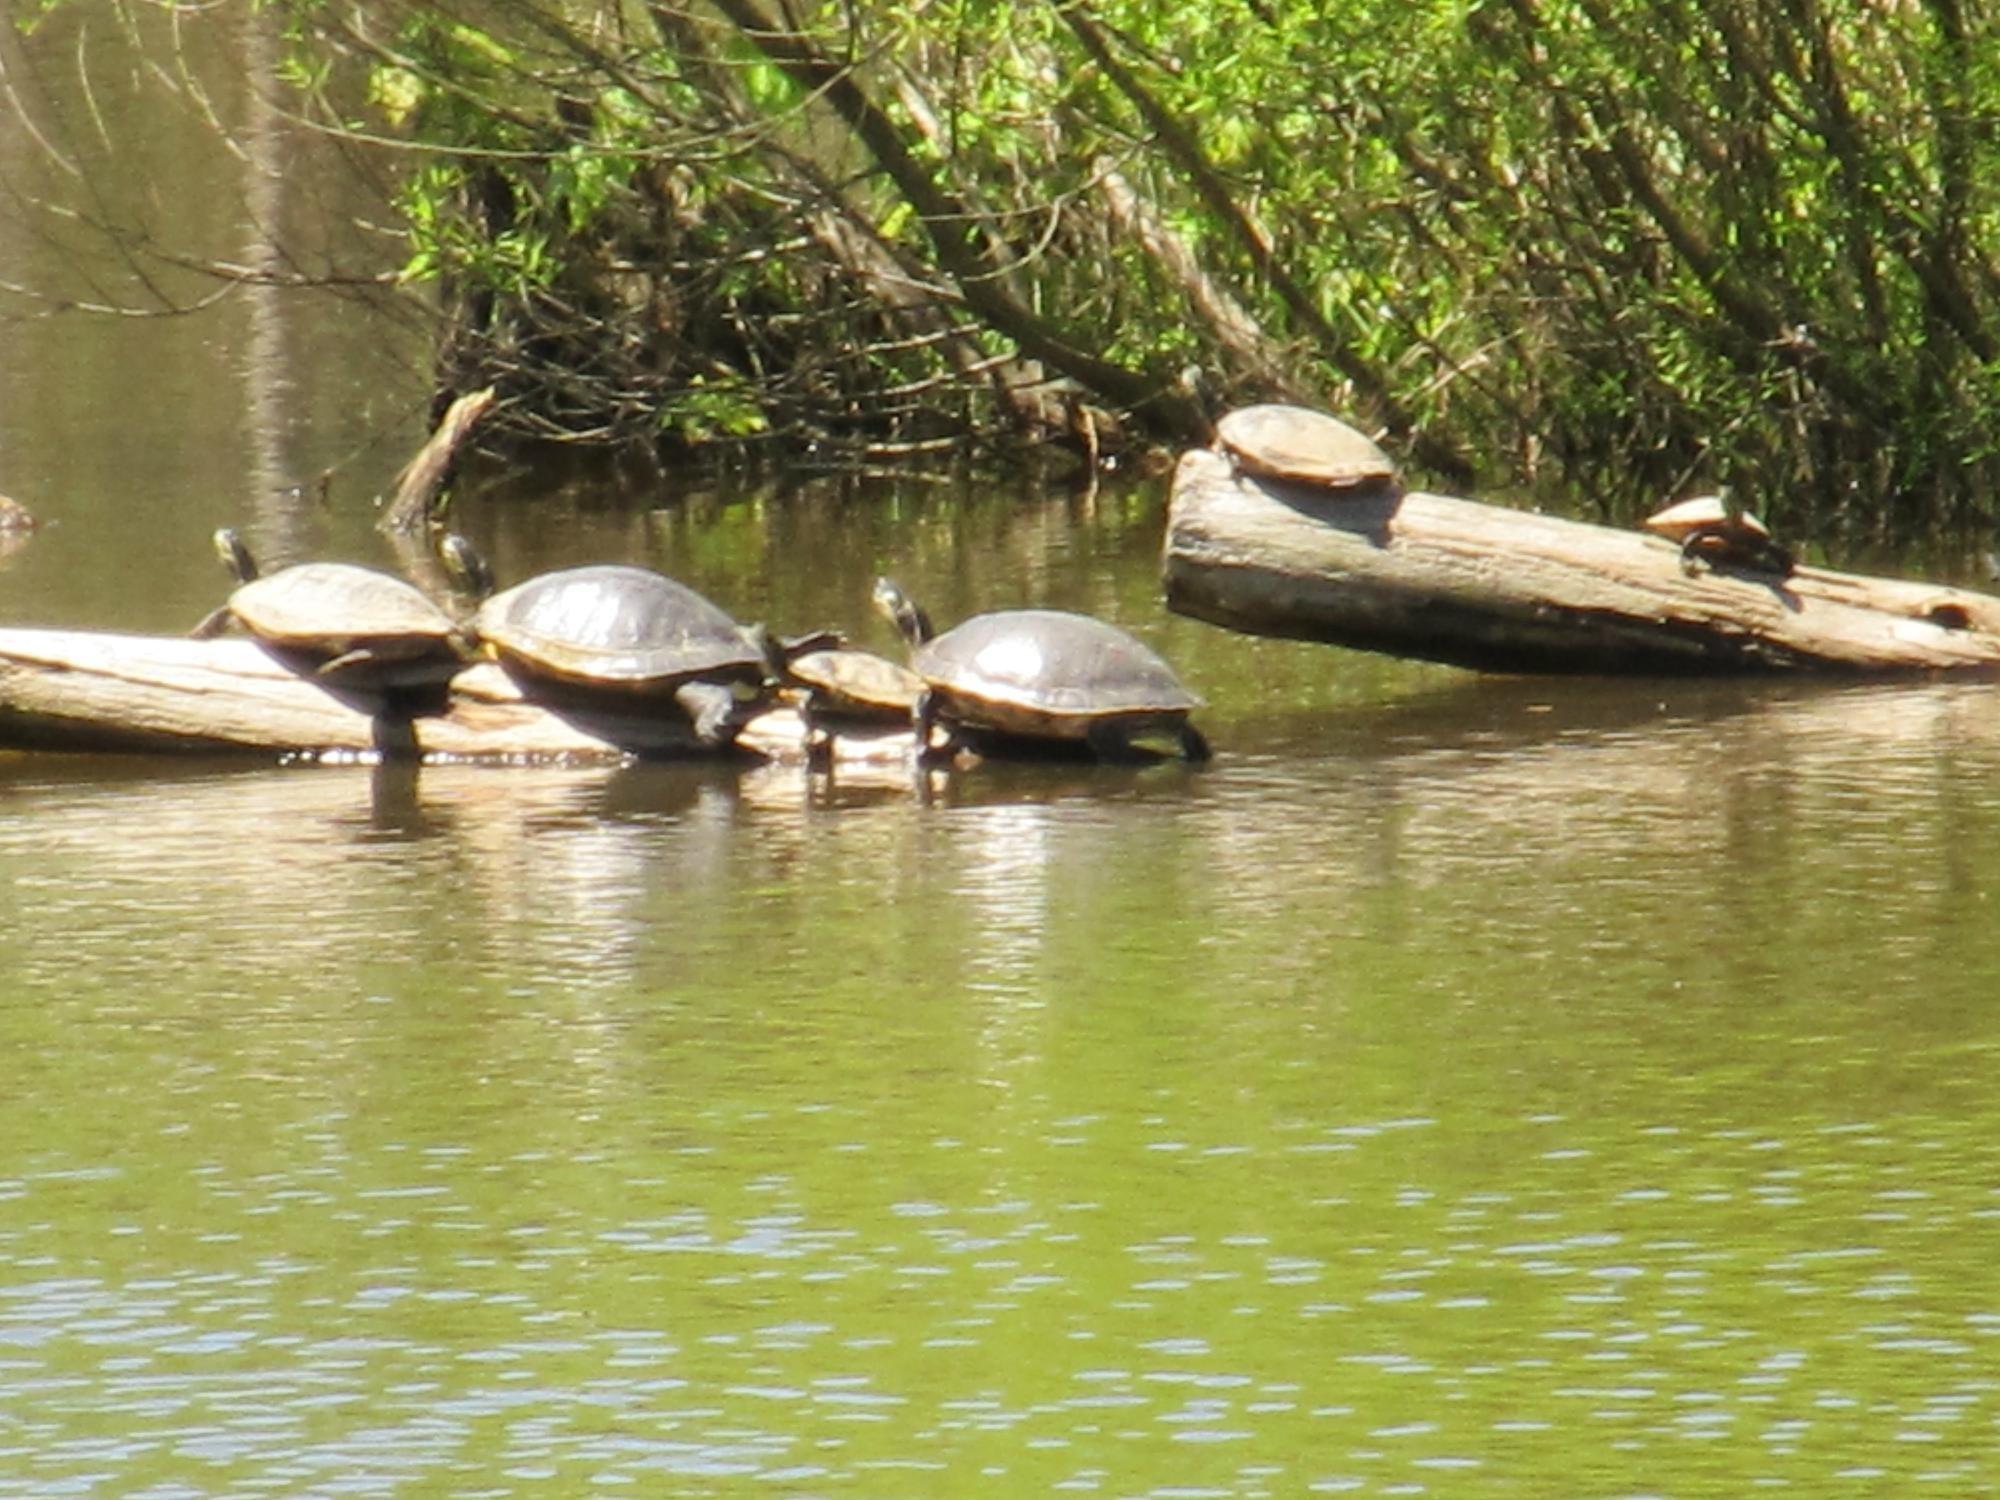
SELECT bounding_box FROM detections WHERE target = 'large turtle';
[1214,404,1397,493]
[1644,494,1795,578]
[191,528,472,691]
[439,536,784,749]
[872,577,1210,762]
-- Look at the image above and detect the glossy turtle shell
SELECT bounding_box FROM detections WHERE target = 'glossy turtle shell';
[472,564,765,691]
[785,647,924,720]
[1215,404,1396,488]
[913,609,1201,739]
[1643,495,1774,543]
[225,563,462,665]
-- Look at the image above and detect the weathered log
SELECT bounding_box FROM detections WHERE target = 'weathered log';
[1163,446,2000,674]
[0,628,914,764]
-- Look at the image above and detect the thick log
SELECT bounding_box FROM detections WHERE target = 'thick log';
[0,629,914,764]
[1163,446,2000,674]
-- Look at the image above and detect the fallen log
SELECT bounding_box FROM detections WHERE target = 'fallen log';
[0,628,913,765]
[1163,446,2000,674]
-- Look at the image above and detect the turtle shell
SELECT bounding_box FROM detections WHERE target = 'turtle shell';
[1215,404,1395,488]
[786,647,924,719]
[1643,495,1773,542]
[227,563,462,664]
[914,609,1200,739]
[472,564,765,691]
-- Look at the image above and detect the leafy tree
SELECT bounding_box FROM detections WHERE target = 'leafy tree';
[19,0,2000,533]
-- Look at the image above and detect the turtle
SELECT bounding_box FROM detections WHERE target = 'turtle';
[1644,494,1795,578]
[190,528,472,692]
[780,644,927,763]
[438,538,783,749]
[872,576,1210,763]
[1214,404,1397,492]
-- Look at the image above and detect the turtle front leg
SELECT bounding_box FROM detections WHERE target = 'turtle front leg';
[912,687,951,764]
[799,688,834,770]
[189,605,235,640]
[675,681,745,749]
[1178,722,1213,763]
[1678,527,1720,576]
[315,647,380,676]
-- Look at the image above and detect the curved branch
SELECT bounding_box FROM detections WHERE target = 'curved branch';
[695,0,1208,440]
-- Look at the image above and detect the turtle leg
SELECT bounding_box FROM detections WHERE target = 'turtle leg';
[1085,719,1141,762]
[674,681,743,749]
[800,688,834,770]
[1678,528,1718,576]
[1177,721,1213,763]
[315,647,379,676]
[1757,538,1798,577]
[912,687,950,764]
[189,605,235,640]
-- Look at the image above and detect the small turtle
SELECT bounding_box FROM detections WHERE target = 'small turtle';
[440,539,783,749]
[1214,404,1398,492]
[1645,494,1795,578]
[782,644,926,762]
[873,577,1210,763]
[191,528,471,691]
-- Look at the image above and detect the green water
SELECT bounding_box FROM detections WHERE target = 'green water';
[7,8,2000,1493]
[6,670,2000,1495]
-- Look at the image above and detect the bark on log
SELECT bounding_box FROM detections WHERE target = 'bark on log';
[0,629,915,764]
[1163,446,2000,674]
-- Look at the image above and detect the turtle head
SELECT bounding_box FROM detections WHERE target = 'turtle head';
[872,576,934,648]
[213,527,258,583]
[741,621,788,679]
[436,532,496,600]
[747,624,843,678]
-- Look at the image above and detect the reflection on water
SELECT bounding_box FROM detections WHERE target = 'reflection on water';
[9,674,2000,1490]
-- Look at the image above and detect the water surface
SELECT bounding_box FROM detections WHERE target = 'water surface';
[8,671,2000,1495]
[5,9,2000,1495]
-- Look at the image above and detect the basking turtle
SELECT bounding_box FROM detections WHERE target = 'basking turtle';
[1214,404,1397,492]
[1645,495,1795,578]
[873,577,1210,762]
[781,644,926,761]
[191,528,471,691]
[440,539,780,749]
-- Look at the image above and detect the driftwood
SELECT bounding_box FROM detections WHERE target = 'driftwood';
[379,386,499,535]
[0,629,916,765]
[1164,446,2000,674]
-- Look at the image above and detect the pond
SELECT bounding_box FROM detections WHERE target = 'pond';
[5,10,2000,1497]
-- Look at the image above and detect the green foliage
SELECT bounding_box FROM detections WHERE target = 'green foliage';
[660,379,771,444]
[265,0,2000,529]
